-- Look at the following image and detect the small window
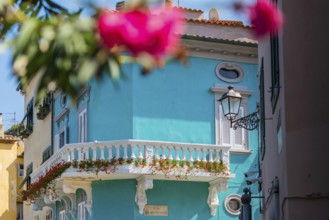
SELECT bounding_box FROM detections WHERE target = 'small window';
[18,164,24,177]
[26,99,34,130]
[224,194,242,215]
[215,62,244,83]
[17,203,23,220]
[60,94,67,108]
[42,146,53,163]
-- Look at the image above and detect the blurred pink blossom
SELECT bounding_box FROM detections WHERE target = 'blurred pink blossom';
[248,0,283,37]
[98,8,185,58]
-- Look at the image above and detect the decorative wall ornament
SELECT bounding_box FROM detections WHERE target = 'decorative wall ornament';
[135,176,154,214]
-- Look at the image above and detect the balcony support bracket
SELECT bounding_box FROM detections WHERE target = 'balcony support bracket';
[207,179,228,216]
[135,175,153,214]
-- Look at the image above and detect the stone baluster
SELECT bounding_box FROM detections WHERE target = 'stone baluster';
[221,148,230,167]
[138,145,143,159]
[69,148,75,161]
[108,145,113,160]
[209,149,214,162]
[168,146,173,160]
[78,147,82,161]
[84,147,89,160]
[182,147,186,161]
[189,147,194,162]
[123,144,128,160]
[202,148,207,162]
[100,146,105,160]
[130,144,136,160]
[175,146,180,161]
[92,146,97,160]
[154,146,160,160]
[195,147,200,161]
[215,149,220,162]
[161,146,166,160]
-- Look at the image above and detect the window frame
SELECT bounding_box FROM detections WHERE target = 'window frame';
[18,164,24,177]
[213,86,252,151]
[26,98,34,130]
[78,201,86,220]
[224,194,242,215]
[78,107,88,143]
[215,62,244,83]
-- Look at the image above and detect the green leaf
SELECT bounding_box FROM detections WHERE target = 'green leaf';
[77,59,98,85]
[14,18,39,54]
[108,59,120,79]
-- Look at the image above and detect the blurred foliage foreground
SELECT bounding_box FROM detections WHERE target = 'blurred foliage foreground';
[0,0,188,103]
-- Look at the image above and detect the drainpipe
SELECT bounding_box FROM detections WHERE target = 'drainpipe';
[51,92,54,156]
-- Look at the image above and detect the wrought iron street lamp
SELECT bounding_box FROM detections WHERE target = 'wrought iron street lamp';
[218,86,260,131]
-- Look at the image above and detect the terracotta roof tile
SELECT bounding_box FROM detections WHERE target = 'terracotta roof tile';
[3,134,20,140]
[174,6,204,13]
[187,19,252,28]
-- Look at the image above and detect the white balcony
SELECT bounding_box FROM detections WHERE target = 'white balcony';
[30,140,235,216]
[31,139,234,183]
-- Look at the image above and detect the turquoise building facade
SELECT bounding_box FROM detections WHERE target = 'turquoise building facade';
[49,53,261,220]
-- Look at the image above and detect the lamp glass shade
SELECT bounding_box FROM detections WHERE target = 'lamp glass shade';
[219,86,242,121]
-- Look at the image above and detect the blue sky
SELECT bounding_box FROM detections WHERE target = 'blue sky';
[0,0,253,130]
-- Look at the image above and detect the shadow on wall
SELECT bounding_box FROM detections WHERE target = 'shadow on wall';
[0,210,10,220]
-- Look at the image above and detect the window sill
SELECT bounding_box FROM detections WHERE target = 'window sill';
[230,149,252,154]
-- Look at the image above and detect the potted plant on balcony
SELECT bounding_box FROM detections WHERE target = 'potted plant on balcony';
[19,124,33,138]
[37,103,50,120]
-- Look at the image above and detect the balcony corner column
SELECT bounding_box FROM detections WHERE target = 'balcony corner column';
[135,175,153,214]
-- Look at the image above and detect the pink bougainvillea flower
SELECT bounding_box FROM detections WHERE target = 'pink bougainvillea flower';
[248,0,283,37]
[98,11,127,48]
[98,7,185,58]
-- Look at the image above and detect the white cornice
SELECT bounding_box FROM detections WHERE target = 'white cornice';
[182,39,258,64]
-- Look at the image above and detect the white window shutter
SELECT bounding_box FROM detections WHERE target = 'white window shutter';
[54,134,59,152]
[234,107,244,147]
[219,105,231,145]
[78,108,87,143]
[83,110,87,142]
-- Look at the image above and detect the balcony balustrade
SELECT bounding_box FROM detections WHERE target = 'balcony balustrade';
[31,139,233,183]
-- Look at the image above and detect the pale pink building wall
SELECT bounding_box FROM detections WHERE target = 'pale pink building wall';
[259,0,329,219]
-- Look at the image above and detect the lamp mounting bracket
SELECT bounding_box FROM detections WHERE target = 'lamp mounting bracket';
[231,111,259,131]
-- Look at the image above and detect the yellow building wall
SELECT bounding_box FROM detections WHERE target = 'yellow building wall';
[23,74,52,220]
[0,140,24,220]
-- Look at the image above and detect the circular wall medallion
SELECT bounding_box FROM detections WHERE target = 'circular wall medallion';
[224,194,242,215]
[215,62,244,83]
